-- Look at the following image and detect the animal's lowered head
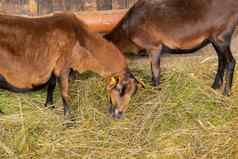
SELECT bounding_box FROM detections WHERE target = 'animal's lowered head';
[71,44,143,119]
[107,71,145,119]
[71,15,144,119]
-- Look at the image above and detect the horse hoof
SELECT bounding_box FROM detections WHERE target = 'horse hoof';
[112,110,124,120]
[211,80,223,90]
[44,102,55,109]
[223,88,231,96]
[152,81,160,87]
[63,113,75,128]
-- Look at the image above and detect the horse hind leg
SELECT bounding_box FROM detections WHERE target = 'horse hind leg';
[211,42,227,89]
[131,35,163,86]
[223,45,236,96]
[150,46,163,86]
[211,27,236,96]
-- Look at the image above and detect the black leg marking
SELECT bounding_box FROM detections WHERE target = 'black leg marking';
[211,33,236,96]
[223,46,236,96]
[45,74,57,107]
[62,98,70,116]
[211,42,227,89]
[150,46,162,86]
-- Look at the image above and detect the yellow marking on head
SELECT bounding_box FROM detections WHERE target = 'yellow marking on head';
[110,77,117,85]
[110,76,120,87]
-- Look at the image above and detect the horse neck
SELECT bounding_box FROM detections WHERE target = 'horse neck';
[74,32,128,78]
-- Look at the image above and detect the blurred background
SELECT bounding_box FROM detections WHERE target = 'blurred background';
[0,0,137,15]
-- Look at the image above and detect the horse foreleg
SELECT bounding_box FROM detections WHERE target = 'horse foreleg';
[150,45,163,86]
[45,74,57,107]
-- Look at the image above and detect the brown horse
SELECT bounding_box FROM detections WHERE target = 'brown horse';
[105,0,238,96]
[0,12,141,119]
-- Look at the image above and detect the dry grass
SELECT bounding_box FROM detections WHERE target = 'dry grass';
[1,44,238,159]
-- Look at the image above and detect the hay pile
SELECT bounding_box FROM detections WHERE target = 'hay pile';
[0,46,238,159]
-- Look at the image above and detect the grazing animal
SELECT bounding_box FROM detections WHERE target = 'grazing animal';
[105,0,238,95]
[0,12,141,119]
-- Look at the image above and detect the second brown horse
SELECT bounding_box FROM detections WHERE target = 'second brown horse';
[105,0,238,96]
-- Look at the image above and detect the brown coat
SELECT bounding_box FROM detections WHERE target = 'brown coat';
[106,0,238,95]
[0,12,138,118]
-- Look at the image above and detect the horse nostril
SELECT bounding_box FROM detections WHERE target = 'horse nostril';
[112,109,123,120]
[108,105,124,119]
